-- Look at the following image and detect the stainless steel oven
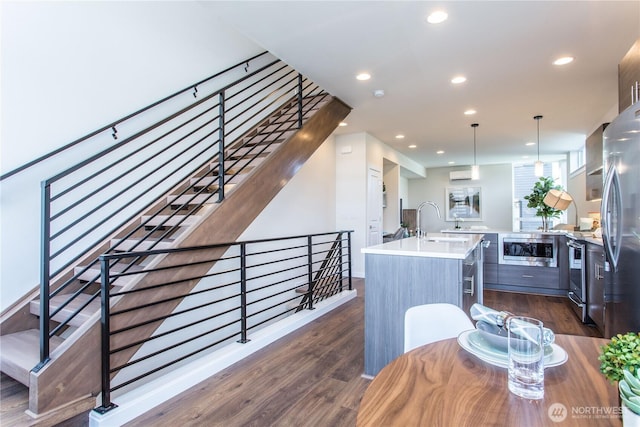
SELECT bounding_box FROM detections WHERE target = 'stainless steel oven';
[498,233,557,267]
[567,237,588,323]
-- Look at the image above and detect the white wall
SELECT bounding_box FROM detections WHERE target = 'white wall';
[335,132,426,277]
[0,1,262,309]
[408,164,514,232]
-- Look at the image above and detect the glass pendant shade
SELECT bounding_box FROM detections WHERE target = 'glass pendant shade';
[471,164,480,180]
[534,160,544,177]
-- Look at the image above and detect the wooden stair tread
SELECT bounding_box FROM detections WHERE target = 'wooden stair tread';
[190,174,246,187]
[29,293,100,328]
[110,238,175,252]
[0,329,64,386]
[166,193,218,206]
[141,214,201,227]
[74,263,143,288]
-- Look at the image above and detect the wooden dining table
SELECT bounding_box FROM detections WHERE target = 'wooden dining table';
[357,334,620,427]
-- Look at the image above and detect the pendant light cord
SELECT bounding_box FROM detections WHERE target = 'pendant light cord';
[534,115,543,161]
[471,123,479,165]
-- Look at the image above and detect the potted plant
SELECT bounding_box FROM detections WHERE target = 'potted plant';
[599,332,640,425]
[523,176,563,231]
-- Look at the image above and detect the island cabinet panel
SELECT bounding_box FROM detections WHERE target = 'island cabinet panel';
[364,253,462,377]
[482,233,498,284]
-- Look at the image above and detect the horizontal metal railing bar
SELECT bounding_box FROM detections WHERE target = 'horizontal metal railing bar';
[246,301,300,331]
[109,263,240,291]
[245,263,309,283]
[110,326,242,392]
[99,231,354,262]
[246,283,308,307]
[110,291,241,337]
[223,69,295,123]
[224,64,292,113]
[244,242,308,257]
[111,304,242,353]
[49,126,218,244]
[47,137,219,277]
[0,51,269,182]
[45,92,223,187]
[225,63,290,103]
[224,79,298,138]
[246,274,307,295]
[50,101,220,206]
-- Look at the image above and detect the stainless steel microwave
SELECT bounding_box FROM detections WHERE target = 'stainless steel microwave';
[498,233,557,267]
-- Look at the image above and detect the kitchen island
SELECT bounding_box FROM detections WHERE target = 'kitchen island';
[361,233,485,376]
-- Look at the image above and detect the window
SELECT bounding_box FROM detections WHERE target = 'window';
[513,162,566,231]
[569,147,585,175]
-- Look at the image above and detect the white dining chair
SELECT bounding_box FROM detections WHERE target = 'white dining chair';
[404,303,474,353]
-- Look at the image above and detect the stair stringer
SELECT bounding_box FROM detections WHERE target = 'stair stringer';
[27,96,351,417]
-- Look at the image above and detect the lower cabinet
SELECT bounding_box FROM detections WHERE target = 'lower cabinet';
[498,265,560,289]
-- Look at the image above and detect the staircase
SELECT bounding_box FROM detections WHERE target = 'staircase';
[0,76,350,423]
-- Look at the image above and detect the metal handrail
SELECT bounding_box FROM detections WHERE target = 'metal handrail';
[30,52,331,367]
[94,230,353,413]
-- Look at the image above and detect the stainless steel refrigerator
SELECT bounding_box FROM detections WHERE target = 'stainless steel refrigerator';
[601,100,640,338]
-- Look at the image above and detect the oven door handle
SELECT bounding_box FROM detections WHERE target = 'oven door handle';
[568,291,585,308]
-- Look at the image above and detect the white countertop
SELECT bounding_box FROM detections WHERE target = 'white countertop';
[361,233,484,260]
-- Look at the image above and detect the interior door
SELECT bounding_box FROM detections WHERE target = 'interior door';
[367,168,383,246]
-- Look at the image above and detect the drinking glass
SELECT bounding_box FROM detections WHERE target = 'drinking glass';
[507,316,544,399]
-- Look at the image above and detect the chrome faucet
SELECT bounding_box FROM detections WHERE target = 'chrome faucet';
[416,201,442,238]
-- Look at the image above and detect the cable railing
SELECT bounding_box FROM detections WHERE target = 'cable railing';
[94,230,353,413]
[26,52,331,368]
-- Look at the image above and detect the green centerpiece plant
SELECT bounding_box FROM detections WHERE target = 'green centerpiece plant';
[523,176,563,231]
[599,332,640,383]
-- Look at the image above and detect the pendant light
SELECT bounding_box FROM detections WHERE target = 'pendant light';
[471,123,479,180]
[534,115,544,177]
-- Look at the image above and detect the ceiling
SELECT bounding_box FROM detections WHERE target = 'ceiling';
[209,1,639,170]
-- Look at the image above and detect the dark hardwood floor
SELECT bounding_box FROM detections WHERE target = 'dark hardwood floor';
[1,279,601,426]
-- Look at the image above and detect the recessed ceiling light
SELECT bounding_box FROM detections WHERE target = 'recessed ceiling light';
[373,89,385,97]
[408,144,417,149]
[451,76,467,84]
[356,73,371,81]
[436,150,445,154]
[395,134,405,139]
[448,161,455,165]
[525,142,535,146]
[464,109,477,115]
[338,122,348,127]
[553,56,574,66]
[427,10,448,24]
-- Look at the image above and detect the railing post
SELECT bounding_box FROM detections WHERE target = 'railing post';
[218,91,226,203]
[347,231,353,291]
[238,243,250,343]
[297,74,303,129]
[94,255,117,414]
[338,233,344,293]
[35,181,52,370]
[306,235,315,310]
